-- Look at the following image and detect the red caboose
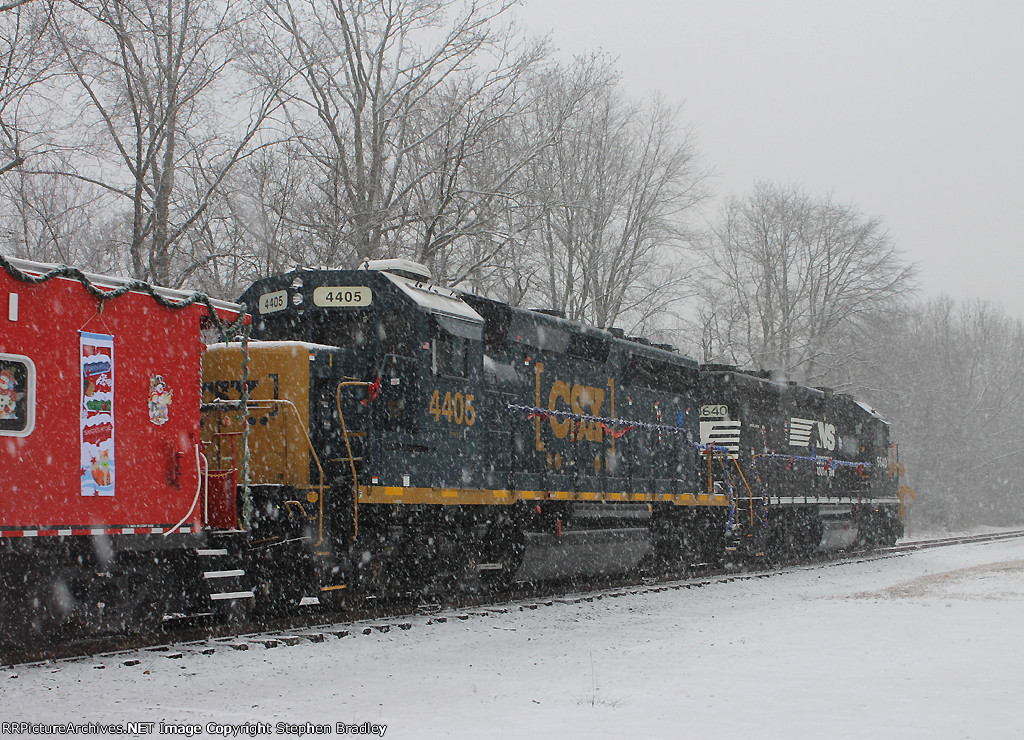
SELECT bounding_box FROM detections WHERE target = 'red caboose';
[1,257,247,644]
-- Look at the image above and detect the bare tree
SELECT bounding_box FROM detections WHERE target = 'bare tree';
[244,0,544,269]
[857,297,1024,529]
[396,52,544,282]
[0,167,102,264]
[45,0,277,286]
[0,1,100,266]
[0,0,61,177]
[696,183,915,381]
[176,145,311,298]
[498,57,706,334]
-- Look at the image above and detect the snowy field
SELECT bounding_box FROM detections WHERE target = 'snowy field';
[3,538,1024,739]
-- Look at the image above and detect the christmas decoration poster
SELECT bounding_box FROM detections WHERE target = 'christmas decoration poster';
[80,332,115,496]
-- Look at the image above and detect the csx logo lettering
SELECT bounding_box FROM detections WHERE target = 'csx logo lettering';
[548,380,605,442]
[202,379,258,400]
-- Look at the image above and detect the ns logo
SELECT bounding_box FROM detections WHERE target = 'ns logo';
[789,417,837,451]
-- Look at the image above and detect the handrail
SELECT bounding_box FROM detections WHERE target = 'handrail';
[205,430,242,474]
[201,450,209,523]
[244,399,327,546]
[730,455,758,528]
[335,381,371,541]
[165,444,204,537]
[704,448,759,528]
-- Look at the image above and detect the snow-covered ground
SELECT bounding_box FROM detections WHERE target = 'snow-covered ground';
[3,539,1023,739]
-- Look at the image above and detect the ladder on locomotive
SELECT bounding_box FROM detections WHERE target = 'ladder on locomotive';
[703,447,761,531]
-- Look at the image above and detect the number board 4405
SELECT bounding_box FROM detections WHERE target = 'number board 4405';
[258,290,287,314]
[313,286,373,307]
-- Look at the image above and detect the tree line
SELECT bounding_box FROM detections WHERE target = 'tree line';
[2,0,1020,530]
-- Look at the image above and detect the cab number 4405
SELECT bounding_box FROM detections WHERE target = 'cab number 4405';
[429,390,475,426]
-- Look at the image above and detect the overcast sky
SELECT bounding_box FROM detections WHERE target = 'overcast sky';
[513,0,1024,317]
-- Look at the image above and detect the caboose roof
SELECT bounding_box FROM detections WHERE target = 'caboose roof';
[4,256,244,316]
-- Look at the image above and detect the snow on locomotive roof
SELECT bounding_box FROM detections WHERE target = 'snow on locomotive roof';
[703,365,827,397]
[208,339,343,353]
[358,257,433,282]
[380,271,483,325]
[5,256,245,315]
[855,399,889,423]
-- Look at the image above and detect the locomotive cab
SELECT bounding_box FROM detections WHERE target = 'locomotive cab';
[202,260,490,602]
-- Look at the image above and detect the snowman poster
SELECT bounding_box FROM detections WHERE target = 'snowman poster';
[80,331,115,496]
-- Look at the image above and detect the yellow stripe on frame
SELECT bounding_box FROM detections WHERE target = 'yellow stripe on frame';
[357,485,729,508]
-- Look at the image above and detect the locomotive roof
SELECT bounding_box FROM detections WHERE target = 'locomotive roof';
[701,364,828,399]
[380,271,482,325]
[243,264,700,367]
[855,399,888,423]
[241,265,483,325]
[703,363,889,424]
[461,291,699,368]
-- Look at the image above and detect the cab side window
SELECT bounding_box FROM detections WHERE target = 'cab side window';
[380,312,413,357]
[433,330,468,378]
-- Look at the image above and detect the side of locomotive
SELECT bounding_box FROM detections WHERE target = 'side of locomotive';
[698,366,902,560]
[0,258,247,645]
[202,260,730,603]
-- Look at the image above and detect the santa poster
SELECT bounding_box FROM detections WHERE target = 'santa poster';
[80,331,115,496]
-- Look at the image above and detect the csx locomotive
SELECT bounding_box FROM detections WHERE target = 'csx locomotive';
[202,259,902,603]
[1,256,902,643]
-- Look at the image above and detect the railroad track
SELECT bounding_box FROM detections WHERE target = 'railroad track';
[5,528,1024,669]
[883,528,1024,553]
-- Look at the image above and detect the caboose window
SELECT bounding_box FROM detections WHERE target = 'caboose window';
[0,354,35,436]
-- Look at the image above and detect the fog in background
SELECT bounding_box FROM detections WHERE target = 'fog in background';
[517,0,1024,316]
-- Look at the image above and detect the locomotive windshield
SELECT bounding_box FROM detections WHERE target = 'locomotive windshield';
[255,310,371,349]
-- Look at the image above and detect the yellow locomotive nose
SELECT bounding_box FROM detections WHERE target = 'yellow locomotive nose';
[202,342,313,488]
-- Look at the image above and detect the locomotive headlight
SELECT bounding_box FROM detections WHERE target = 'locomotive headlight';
[290,276,304,289]
[291,292,304,306]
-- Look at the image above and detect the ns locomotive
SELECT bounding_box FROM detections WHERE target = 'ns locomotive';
[1,256,902,643]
